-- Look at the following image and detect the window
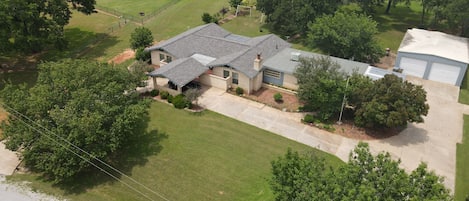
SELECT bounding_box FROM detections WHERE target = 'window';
[166,55,172,63]
[264,69,281,79]
[159,53,165,61]
[223,70,230,78]
[232,72,239,84]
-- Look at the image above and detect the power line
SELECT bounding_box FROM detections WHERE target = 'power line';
[0,103,169,201]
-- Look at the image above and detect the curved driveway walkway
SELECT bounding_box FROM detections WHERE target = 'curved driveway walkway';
[198,77,463,192]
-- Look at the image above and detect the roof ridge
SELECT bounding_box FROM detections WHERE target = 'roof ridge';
[155,24,211,49]
[198,34,251,47]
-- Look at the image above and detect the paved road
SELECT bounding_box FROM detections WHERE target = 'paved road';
[198,77,464,192]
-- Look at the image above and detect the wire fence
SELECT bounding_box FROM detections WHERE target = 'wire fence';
[94,0,180,24]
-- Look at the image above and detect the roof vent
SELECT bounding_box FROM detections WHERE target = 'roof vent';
[291,52,301,61]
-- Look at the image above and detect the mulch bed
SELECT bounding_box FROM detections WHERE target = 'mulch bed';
[241,87,302,112]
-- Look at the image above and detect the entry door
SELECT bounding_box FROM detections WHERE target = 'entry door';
[399,57,427,78]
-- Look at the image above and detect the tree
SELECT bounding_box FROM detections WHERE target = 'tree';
[0,59,149,183]
[384,0,410,14]
[354,0,384,14]
[130,27,153,50]
[308,11,384,63]
[294,56,346,120]
[183,88,202,107]
[0,0,96,53]
[445,0,469,37]
[229,0,242,8]
[257,0,341,35]
[351,74,429,128]
[201,12,213,24]
[271,142,453,201]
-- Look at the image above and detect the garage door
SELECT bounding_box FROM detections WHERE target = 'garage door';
[399,57,427,78]
[428,63,461,85]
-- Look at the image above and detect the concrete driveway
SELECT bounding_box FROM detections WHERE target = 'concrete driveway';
[198,77,464,191]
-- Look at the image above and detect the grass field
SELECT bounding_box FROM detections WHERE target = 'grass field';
[459,70,469,104]
[373,2,423,53]
[8,101,342,201]
[96,0,175,18]
[456,115,469,201]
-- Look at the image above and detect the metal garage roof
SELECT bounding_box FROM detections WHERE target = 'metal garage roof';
[398,28,469,64]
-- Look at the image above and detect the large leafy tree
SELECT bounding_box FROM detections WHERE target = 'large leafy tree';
[271,142,452,201]
[130,27,153,61]
[350,74,429,128]
[1,59,149,183]
[294,56,346,120]
[257,0,341,35]
[308,11,384,63]
[0,0,96,53]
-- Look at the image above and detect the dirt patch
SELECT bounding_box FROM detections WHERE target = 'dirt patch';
[240,87,301,112]
[0,109,8,140]
[108,49,135,64]
[374,52,396,70]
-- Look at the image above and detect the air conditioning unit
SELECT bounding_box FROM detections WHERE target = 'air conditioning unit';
[290,52,301,61]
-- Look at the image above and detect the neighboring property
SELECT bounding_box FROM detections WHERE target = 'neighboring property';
[395,28,469,86]
[146,23,401,94]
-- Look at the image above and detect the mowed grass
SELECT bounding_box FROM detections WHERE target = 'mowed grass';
[96,0,174,18]
[459,69,469,104]
[374,2,423,53]
[456,115,469,201]
[8,101,343,201]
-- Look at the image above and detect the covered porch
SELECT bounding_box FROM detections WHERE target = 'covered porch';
[148,58,209,95]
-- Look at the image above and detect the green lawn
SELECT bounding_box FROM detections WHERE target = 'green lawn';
[459,69,469,104]
[456,115,469,201]
[373,2,423,53]
[96,0,175,18]
[8,101,342,201]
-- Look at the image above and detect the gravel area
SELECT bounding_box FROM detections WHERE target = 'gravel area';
[0,175,63,201]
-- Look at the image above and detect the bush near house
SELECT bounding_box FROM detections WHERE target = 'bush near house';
[172,94,188,109]
[150,89,159,97]
[167,94,174,103]
[160,91,169,99]
[236,87,244,95]
[273,93,283,102]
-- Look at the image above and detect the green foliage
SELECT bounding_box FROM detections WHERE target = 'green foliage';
[271,142,452,201]
[294,56,346,120]
[135,47,151,61]
[160,91,169,99]
[167,94,174,103]
[172,94,188,109]
[150,89,159,97]
[128,60,153,82]
[351,74,429,128]
[229,0,243,8]
[303,114,315,123]
[236,87,244,95]
[308,11,384,63]
[183,88,202,107]
[257,0,341,35]
[0,59,148,183]
[201,12,213,24]
[0,0,96,53]
[273,93,283,102]
[353,0,383,14]
[129,27,153,50]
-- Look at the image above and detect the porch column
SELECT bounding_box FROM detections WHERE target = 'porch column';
[177,86,182,94]
[152,77,157,89]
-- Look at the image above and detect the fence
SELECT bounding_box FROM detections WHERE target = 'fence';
[94,0,180,24]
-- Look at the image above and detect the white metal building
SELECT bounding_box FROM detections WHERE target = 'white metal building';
[395,28,469,86]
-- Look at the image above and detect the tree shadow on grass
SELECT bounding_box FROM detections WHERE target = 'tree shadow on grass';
[47,113,168,195]
[41,28,119,61]
[374,5,422,33]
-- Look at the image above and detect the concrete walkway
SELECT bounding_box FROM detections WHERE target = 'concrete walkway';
[198,79,463,191]
[0,142,20,175]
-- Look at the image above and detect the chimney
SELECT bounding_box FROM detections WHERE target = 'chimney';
[254,53,262,71]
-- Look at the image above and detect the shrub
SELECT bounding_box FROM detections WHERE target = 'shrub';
[236,87,244,95]
[150,89,159,97]
[160,91,169,99]
[322,124,336,132]
[274,93,283,102]
[202,12,213,24]
[303,114,315,123]
[167,94,174,103]
[172,94,188,109]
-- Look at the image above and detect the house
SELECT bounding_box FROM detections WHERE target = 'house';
[395,28,469,86]
[146,23,401,94]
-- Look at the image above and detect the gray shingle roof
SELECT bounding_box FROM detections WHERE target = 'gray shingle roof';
[263,48,369,75]
[148,58,208,87]
[145,23,291,78]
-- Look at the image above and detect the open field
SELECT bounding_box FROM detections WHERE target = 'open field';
[8,101,342,201]
[96,0,175,18]
[456,115,469,201]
